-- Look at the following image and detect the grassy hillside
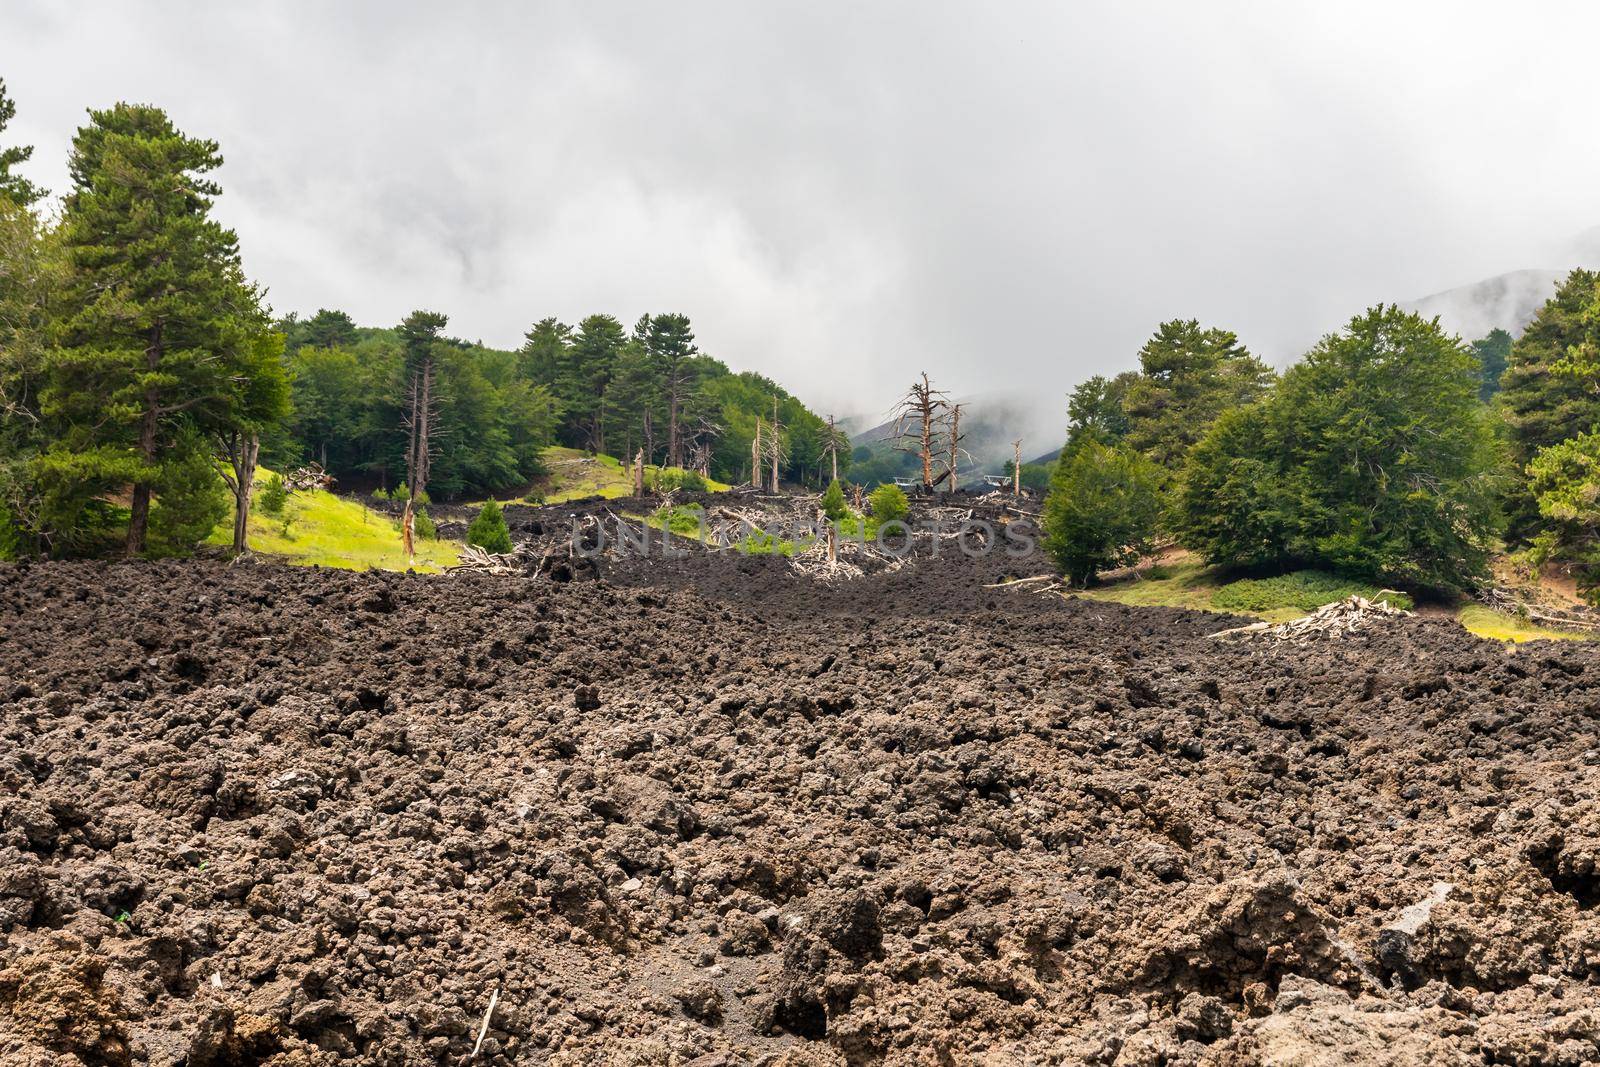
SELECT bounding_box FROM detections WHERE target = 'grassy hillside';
[209,475,460,573]
[517,446,730,504]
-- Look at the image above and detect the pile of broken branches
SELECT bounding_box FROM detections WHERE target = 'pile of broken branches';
[1211,595,1413,642]
[1478,586,1600,633]
[283,464,335,492]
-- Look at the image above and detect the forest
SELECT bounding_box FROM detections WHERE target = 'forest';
[0,81,846,559]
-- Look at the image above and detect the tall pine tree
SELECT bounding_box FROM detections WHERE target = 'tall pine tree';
[44,103,283,556]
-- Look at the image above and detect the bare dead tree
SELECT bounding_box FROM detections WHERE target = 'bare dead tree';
[1013,439,1022,497]
[891,372,950,490]
[767,395,785,493]
[750,416,762,487]
[214,429,260,554]
[632,449,646,496]
[820,414,848,484]
[403,360,441,501]
[944,403,969,491]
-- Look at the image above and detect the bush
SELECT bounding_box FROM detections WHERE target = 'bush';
[258,473,289,517]
[1212,570,1413,613]
[867,483,909,523]
[414,489,431,506]
[371,487,390,502]
[523,490,545,505]
[655,504,705,536]
[466,499,513,553]
[392,483,411,503]
[820,479,849,522]
[1042,436,1162,585]
[651,467,707,493]
[149,447,230,557]
[1176,306,1497,593]
[413,507,437,541]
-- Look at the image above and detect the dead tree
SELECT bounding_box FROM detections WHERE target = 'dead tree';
[751,417,762,487]
[944,403,968,491]
[1013,439,1022,497]
[215,430,261,554]
[767,395,785,493]
[820,414,848,484]
[632,449,646,495]
[891,372,950,490]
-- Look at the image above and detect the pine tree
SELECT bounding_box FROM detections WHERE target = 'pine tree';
[466,498,514,554]
[43,103,284,556]
[1498,269,1600,537]
[1122,320,1274,472]
[0,78,44,208]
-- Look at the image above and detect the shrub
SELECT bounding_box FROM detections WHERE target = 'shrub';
[466,499,513,554]
[523,490,545,505]
[392,483,411,503]
[257,473,289,517]
[1042,436,1162,585]
[371,487,390,502]
[867,483,909,523]
[414,489,431,506]
[148,447,230,557]
[413,507,437,541]
[651,467,707,493]
[655,504,705,537]
[1212,570,1413,613]
[820,479,849,522]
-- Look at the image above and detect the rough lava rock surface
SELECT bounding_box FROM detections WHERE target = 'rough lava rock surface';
[1,551,1600,1064]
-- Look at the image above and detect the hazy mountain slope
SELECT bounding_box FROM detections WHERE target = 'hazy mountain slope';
[1401,269,1566,341]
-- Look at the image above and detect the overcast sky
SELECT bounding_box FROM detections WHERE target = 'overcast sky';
[4,2,1597,423]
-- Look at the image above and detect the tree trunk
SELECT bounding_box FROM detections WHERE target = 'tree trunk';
[414,356,433,498]
[402,498,416,562]
[229,432,260,553]
[1013,439,1021,497]
[751,418,762,488]
[668,391,680,469]
[769,396,780,493]
[127,325,164,557]
[829,415,838,482]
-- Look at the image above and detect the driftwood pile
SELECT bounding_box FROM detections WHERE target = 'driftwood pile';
[1211,595,1413,642]
[1478,586,1600,634]
[283,464,335,492]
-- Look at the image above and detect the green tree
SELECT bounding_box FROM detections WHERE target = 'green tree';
[867,482,909,523]
[1042,436,1161,585]
[0,78,44,208]
[1177,306,1497,591]
[820,478,849,521]
[42,103,282,556]
[1498,269,1600,535]
[257,472,288,516]
[466,498,514,554]
[1471,328,1512,402]
[1066,370,1140,446]
[1122,320,1275,472]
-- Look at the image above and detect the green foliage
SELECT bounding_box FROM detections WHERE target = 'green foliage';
[820,479,849,521]
[867,482,910,523]
[371,487,389,501]
[1176,305,1497,592]
[42,102,285,555]
[413,507,438,541]
[0,78,44,207]
[1528,432,1600,600]
[650,466,707,492]
[391,482,410,502]
[1471,328,1512,402]
[466,499,513,554]
[414,489,431,506]
[258,473,288,516]
[147,443,229,557]
[1211,570,1413,613]
[0,499,21,561]
[1122,319,1276,472]
[1498,269,1600,535]
[654,503,706,536]
[1041,437,1162,585]
[1066,371,1140,445]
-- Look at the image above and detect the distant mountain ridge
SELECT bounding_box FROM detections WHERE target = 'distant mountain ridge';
[1401,268,1567,341]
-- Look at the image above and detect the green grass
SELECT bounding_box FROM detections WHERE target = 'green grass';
[1456,604,1590,643]
[1080,562,1404,623]
[506,446,731,505]
[208,472,460,573]
[1211,570,1412,613]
